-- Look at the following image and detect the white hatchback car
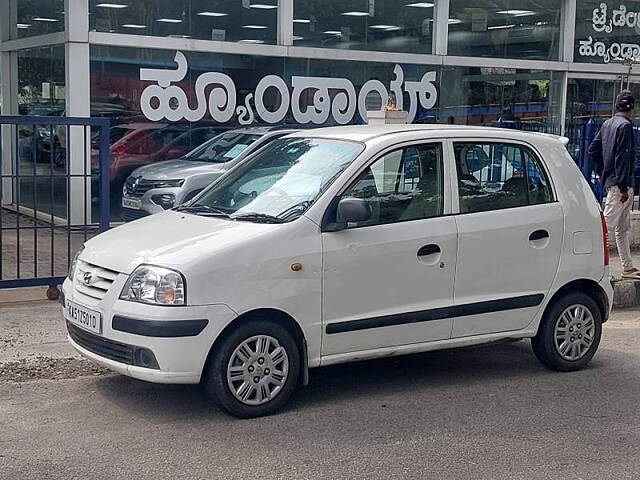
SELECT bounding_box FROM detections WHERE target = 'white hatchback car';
[62,125,613,418]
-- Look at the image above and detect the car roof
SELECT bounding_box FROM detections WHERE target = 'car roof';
[286,124,567,144]
[217,126,301,136]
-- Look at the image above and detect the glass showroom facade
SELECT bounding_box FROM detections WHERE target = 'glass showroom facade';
[1,0,640,221]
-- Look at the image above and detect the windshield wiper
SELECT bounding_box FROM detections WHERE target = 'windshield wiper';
[277,201,314,221]
[173,204,231,217]
[183,156,226,163]
[231,212,287,224]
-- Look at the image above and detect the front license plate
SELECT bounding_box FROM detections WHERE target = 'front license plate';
[122,197,142,210]
[64,300,102,334]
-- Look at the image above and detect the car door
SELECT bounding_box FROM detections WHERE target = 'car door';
[450,139,563,338]
[321,141,458,357]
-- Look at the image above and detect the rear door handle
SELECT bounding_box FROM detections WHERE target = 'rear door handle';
[529,230,549,241]
[418,244,441,257]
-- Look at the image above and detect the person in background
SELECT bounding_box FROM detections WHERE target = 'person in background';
[589,90,639,279]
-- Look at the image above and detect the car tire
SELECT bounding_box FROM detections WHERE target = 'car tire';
[203,320,300,419]
[532,292,602,372]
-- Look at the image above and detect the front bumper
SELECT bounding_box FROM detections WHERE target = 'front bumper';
[61,277,237,384]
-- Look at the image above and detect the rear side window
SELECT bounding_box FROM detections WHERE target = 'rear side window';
[454,142,553,214]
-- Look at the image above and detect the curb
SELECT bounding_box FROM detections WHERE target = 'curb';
[613,280,640,309]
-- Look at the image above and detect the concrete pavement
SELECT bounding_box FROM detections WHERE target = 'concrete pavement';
[0,303,639,479]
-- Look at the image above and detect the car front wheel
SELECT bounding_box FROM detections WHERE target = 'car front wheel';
[203,320,300,418]
[532,292,602,372]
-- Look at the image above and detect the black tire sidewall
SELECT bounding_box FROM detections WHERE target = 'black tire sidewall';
[204,320,301,418]
[533,292,602,372]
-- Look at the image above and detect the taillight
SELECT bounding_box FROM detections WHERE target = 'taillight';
[113,144,128,155]
[601,211,609,266]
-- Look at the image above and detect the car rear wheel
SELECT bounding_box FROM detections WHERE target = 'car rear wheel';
[203,320,300,418]
[532,292,602,372]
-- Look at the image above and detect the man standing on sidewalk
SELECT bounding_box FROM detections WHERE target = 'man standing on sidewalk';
[589,90,639,279]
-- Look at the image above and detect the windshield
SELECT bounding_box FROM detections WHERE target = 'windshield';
[183,131,263,162]
[184,138,364,222]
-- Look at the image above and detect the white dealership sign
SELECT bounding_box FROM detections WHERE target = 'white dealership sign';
[578,3,640,63]
[140,51,438,125]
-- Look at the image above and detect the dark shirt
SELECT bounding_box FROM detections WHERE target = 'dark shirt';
[588,113,636,191]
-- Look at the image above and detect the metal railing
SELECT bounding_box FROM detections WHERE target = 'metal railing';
[0,115,110,296]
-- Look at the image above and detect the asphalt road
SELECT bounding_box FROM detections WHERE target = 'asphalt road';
[1,309,640,480]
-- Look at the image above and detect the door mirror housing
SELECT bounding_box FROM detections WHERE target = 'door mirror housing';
[325,197,370,232]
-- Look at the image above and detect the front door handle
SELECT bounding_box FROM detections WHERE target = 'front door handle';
[529,230,550,241]
[418,244,441,257]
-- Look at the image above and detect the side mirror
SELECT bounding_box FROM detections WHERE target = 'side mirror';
[336,197,370,225]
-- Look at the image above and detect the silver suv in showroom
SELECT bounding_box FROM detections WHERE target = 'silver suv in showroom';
[121,126,298,221]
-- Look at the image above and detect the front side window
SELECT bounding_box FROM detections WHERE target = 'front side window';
[189,138,364,222]
[454,142,553,214]
[339,143,444,228]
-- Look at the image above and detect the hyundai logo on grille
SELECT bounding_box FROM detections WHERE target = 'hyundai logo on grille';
[132,176,142,192]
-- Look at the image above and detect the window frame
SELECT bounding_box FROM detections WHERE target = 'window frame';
[322,139,449,231]
[448,138,557,216]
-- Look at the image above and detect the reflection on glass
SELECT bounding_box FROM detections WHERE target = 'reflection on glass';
[191,138,364,222]
[454,142,552,213]
[293,0,434,53]
[574,0,640,64]
[16,0,65,39]
[448,0,561,60]
[438,67,561,134]
[89,0,277,43]
[16,46,68,218]
[184,132,262,163]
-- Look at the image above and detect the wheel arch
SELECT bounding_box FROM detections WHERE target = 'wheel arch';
[542,279,610,329]
[202,308,309,386]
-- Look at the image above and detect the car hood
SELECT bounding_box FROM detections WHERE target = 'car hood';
[132,159,230,180]
[81,210,281,274]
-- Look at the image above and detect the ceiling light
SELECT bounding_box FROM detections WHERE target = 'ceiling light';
[16,23,32,28]
[238,39,265,43]
[249,4,277,9]
[341,11,369,16]
[95,3,128,8]
[448,18,462,24]
[32,17,59,22]
[323,30,342,35]
[293,35,304,40]
[406,2,434,7]
[242,25,268,29]
[385,26,401,31]
[488,24,516,30]
[121,24,147,28]
[370,24,398,29]
[197,11,228,17]
[497,10,535,16]
[293,19,311,24]
[156,18,182,23]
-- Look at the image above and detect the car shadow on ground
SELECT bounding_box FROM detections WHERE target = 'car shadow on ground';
[91,339,610,420]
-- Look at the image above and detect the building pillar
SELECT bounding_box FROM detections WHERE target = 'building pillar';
[0,0,18,206]
[432,0,450,56]
[561,0,577,63]
[64,0,91,225]
[278,0,293,47]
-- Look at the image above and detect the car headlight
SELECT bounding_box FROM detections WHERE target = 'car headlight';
[120,265,186,306]
[153,179,185,188]
[68,248,84,280]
